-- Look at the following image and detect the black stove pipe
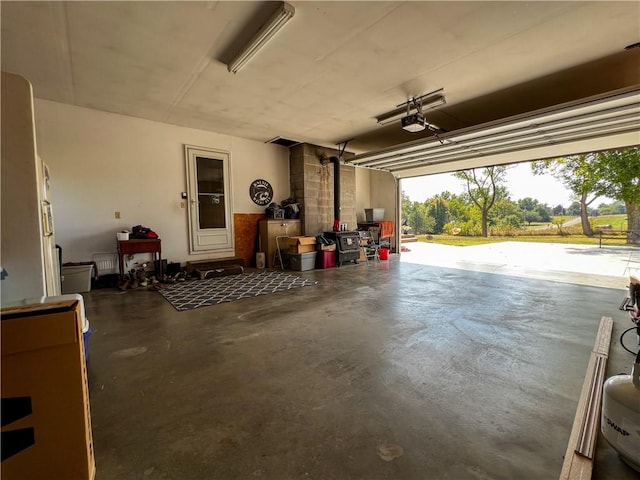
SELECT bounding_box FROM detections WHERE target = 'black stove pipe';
[329,156,340,229]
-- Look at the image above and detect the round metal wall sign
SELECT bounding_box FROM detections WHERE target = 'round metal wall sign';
[249,179,273,206]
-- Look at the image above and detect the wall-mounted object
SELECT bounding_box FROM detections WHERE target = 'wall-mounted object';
[250,179,273,206]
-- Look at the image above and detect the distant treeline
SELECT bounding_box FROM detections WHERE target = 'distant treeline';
[401,191,626,236]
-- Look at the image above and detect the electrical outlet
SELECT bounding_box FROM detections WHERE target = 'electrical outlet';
[180,201,186,209]
[115,211,121,219]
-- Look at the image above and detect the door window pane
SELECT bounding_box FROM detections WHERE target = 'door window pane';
[196,156,226,229]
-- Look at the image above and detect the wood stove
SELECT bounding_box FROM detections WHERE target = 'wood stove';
[323,231,360,266]
[321,155,360,266]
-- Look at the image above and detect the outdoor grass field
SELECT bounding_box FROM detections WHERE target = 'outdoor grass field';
[419,235,631,247]
[415,215,634,247]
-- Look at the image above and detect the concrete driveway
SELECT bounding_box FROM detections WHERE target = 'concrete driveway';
[400,241,635,290]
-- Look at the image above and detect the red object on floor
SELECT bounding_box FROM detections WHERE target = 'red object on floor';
[316,250,336,269]
[379,248,390,260]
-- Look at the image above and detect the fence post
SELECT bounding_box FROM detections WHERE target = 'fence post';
[599,230,603,248]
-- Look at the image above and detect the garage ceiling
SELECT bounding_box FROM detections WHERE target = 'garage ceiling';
[2,1,639,175]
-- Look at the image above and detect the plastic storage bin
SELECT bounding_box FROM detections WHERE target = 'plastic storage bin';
[290,251,317,271]
[316,250,335,269]
[365,208,385,221]
[83,324,92,362]
[62,265,94,294]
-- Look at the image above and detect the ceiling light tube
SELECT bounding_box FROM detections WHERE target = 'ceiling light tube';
[376,94,446,125]
[228,2,295,74]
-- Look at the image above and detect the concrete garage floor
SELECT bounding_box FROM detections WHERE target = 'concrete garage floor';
[83,242,639,480]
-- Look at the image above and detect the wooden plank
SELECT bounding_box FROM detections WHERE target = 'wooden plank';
[559,316,613,480]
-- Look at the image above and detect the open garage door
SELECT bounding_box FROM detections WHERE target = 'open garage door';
[349,86,640,178]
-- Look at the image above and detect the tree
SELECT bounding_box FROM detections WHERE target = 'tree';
[427,196,449,234]
[518,197,538,212]
[402,198,436,235]
[536,204,552,222]
[400,191,413,232]
[524,211,542,225]
[552,204,564,216]
[599,201,626,215]
[567,201,581,216]
[490,198,523,228]
[401,191,412,219]
[593,147,640,244]
[454,166,508,237]
[518,197,551,223]
[532,154,607,236]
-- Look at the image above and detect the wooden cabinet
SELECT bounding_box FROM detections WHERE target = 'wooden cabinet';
[258,219,301,268]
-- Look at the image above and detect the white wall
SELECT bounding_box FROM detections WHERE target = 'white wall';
[33,100,289,265]
[370,169,397,222]
[354,166,399,250]
[355,167,397,222]
[354,166,371,223]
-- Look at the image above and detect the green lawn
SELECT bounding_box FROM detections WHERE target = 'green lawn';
[590,214,628,230]
[418,233,633,247]
[416,214,632,247]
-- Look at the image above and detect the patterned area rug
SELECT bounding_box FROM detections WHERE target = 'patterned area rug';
[158,271,318,311]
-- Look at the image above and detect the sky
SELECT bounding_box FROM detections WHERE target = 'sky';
[400,163,609,207]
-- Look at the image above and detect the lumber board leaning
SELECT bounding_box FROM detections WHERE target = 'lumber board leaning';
[559,316,613,480]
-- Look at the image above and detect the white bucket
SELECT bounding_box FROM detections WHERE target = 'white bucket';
[256,252,266,269]
[116,232,129,241]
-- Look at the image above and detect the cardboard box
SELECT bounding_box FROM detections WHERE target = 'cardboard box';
[317,243,336,251]
[288,236,316,254]
[1,300,95,480]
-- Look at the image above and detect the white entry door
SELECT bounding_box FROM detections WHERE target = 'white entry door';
[185,145,234,253]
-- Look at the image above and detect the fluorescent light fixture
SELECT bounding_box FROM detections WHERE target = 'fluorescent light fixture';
[376,92,446,126]
[228,2,295,74]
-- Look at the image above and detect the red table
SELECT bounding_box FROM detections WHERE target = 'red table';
[117,239,162,280]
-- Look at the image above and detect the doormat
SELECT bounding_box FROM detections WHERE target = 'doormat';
[158,271,318,311]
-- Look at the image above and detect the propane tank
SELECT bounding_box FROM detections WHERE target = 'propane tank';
[601,352,640,472]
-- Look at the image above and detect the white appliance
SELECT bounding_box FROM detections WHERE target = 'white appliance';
[601,353,640,472]
[602,274,640,472]
[1,72,61,303]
